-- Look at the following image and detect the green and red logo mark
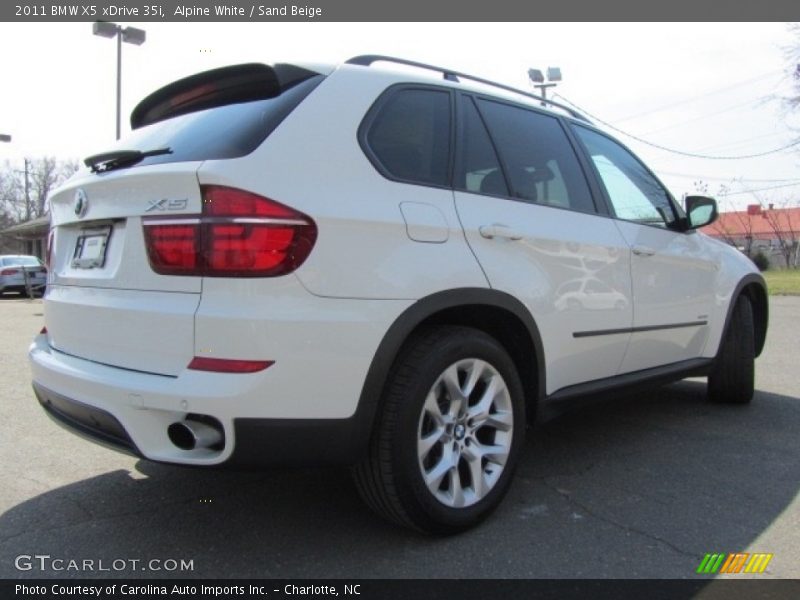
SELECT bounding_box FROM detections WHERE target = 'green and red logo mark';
[696,552,773,575]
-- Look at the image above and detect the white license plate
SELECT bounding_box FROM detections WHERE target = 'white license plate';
[72,226,111,269]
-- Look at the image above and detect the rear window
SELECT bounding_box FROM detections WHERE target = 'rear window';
[2,256,41,267]
[476,99,597,214]
[89,75,323,169]
[362,87,452,187]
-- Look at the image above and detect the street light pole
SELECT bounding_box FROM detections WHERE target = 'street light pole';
[116,30,122,140]
[92,22,146,140]
[24,158,30,221]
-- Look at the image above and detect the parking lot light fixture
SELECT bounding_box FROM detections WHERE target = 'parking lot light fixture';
[92,22,146,140]
[528,66,562,106]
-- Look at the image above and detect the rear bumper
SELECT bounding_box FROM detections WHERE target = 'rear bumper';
[30,334,239,465]
[33,380,370,467]
[29,293,410,466]
[0,277,46,293]
[34,382,141,457]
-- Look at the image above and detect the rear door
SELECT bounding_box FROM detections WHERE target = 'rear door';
[571,125,718,373]
[453,96,634,395]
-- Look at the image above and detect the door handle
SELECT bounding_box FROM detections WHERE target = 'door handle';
[632,245,656,257]
[479,224,524,241]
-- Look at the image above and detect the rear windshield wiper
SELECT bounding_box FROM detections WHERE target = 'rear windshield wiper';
[84,147,172,173]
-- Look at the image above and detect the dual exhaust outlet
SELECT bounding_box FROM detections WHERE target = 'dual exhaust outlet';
[167,418,224,451]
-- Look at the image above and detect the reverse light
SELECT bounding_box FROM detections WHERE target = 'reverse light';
[143,185,317,277]
[188,357,274,373]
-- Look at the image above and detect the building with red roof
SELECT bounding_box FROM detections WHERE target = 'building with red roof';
[700,204,800,268]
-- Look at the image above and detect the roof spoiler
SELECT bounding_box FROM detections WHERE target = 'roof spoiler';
[130,63,319,129]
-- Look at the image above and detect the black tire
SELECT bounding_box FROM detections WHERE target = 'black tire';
[707,295,755,404]
[353,325,526,534]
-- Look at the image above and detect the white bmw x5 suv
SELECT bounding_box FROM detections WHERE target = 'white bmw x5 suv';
[31,56,768,533]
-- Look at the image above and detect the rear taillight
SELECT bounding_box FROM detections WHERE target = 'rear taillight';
[145,223,200,275]
[1,269,19,275]
[143,186,316,277]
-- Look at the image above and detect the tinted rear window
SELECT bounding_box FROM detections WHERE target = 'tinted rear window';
[92,75,323,169]
[3,256,41,267]
[457,97,509,197]
[477,99,597,214]
[363,88,452,187]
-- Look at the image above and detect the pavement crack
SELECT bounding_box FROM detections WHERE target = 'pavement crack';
[530,461,597,481]
[541,477,699,559]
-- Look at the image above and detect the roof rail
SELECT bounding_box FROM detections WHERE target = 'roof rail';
[345,55,591,124]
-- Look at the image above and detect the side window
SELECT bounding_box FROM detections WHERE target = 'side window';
[574,126,676,227]
[457,97,509,197]
[365,88,451,187]
[476,99,596,214]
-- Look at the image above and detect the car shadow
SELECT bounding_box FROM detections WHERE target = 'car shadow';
[1,381,798,579]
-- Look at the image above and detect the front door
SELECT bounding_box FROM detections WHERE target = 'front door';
[572,126,718,374]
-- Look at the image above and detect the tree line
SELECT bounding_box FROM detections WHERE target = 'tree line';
[0,157,78,227]
[0,158,78,254]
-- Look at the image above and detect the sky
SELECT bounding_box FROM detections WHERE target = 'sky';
[0,22,799,210]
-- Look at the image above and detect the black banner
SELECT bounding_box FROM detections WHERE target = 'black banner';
[5,579,800,600]
[3,0,800,22]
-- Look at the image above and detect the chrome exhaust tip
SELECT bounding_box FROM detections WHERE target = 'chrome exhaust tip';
[168,419,223,451]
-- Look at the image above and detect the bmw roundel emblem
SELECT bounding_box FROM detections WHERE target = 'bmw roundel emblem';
[74,189,88,218]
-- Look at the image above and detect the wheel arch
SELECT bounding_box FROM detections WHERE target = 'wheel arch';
[724,273,768,358]
[354,288,545,450]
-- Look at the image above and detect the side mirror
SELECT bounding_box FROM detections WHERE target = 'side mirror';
[684,196,718,230]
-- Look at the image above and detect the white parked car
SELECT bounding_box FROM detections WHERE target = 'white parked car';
[30,56,768,533]
[0,255,47,296]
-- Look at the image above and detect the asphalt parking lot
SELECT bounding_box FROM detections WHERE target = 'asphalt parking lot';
[1,295,798,579]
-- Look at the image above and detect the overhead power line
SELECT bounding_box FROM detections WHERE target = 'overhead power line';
[655,171,800,183]
[718,181,800,196]
[554,94,800,160]
[692,130,786,153]
[638,97,761,137]
[613,71,782,123]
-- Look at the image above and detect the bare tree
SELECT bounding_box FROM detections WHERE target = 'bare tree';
[696,181,754,251]
[708,199,746,249]
[761,201,799,268]
[0,167,23,222]
[731,205,757,257]
[693,180,710,196]
[0,157,78,223]
[785,24,800,115]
